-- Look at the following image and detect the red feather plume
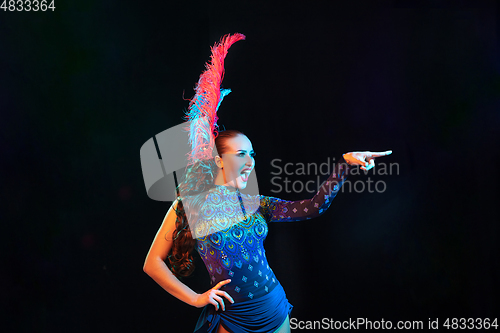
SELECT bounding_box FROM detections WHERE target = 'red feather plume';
[185,33,246,165]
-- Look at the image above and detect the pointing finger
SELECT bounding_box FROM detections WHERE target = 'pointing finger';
[368,150,392,158]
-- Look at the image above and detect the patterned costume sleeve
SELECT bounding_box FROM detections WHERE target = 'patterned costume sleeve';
[259,156,351,222]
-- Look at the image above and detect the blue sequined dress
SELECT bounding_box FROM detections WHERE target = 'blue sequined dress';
[192,156,351,332]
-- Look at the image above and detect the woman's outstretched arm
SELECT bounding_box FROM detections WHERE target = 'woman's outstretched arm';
[260,151,392,222]
[143,200,234,311]
[260,155,350,222]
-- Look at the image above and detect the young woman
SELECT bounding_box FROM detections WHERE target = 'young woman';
[143,129,391,333]
[142,33,392,333]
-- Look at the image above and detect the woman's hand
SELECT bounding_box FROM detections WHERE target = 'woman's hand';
[192,279,234,311]
[343,151,392,171]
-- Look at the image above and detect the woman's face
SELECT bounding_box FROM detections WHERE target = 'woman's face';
[217,134,255,189]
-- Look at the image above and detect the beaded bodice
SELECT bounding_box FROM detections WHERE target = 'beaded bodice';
[195,186,277,302]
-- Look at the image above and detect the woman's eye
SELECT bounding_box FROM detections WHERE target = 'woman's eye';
[237,152,256,157]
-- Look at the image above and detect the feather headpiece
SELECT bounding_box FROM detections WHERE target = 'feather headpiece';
[184,33,246,165]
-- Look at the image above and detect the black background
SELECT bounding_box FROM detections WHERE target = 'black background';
[1,0,498,332]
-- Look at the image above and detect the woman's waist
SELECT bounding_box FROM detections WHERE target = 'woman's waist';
[214,270,280,303]
[221,276,281,304]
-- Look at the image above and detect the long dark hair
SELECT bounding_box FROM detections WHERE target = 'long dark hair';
[167,129,245,278]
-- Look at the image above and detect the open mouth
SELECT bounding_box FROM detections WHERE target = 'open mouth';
[240,171,250,182]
